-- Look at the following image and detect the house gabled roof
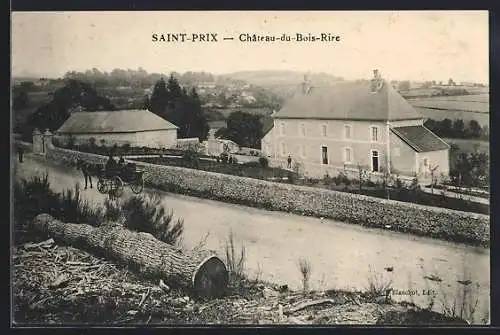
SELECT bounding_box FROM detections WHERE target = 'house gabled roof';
[273,80,424,121]
[391,125,450,153]
[261,117,274,136]
[57,110,178,134]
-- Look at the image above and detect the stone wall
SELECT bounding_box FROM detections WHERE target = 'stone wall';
[43,145,490,247]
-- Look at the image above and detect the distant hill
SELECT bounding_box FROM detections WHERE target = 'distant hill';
[220,70,344,97]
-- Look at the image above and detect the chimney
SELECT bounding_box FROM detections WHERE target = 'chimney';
[301,74,313,94]
[371,69,383,92]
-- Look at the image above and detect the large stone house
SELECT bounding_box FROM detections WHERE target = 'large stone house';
[55,109,179,149]
[261,70,450,181]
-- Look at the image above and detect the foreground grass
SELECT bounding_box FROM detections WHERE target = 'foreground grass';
[12,240,471,325]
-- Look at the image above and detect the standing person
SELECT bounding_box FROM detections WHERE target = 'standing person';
[77,159,93,189]
[17,146,24,163]
[287,155,292,169]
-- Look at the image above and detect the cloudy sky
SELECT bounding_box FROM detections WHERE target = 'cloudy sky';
[11,11,489,83]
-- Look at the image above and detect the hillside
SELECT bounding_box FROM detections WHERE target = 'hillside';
[221,70,344,97]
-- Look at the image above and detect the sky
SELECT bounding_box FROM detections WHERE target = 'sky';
[11,11,489,83]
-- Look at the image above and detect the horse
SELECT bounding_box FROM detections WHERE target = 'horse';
[76,158,94,189]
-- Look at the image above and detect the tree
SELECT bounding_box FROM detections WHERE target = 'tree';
[13,90,30,110]
[149,77,169,115]
[23,79,114,139]
[150,76,209,140]
[142,95,150,110]
[398,81,411,91]
[452,119,465,138]
[467,120,482,139]
[218,111,263,148]
[439,118,453,138]
[448,78,455,86]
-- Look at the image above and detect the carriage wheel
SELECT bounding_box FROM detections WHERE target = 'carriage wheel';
[111,176,124,198]
[130,174,145,194]
[97,179,107,194]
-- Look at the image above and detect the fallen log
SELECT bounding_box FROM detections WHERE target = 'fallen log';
[32,214,228,299]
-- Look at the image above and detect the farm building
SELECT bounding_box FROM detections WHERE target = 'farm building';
[55,109,179,149]
[261,70,451,181]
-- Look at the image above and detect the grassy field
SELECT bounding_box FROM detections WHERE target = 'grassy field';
[415,107,489,127]
[405,93,489,127]
[410,94,489,103]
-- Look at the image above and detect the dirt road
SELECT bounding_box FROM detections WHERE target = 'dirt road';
[13,155,490,318]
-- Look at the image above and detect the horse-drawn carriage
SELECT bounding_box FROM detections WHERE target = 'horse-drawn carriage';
[96,162,146,197]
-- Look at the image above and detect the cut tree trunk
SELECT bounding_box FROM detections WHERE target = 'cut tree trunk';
[32,214,228,299]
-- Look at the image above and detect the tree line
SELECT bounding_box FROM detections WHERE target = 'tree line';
[63,68,241,89]
[15,75,211,142]
[423,118,488,141]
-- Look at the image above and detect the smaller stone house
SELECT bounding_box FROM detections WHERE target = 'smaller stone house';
[55,109,179,149]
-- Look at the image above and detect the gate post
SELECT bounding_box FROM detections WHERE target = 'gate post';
[32,128,44,154]
[43,129,54,153]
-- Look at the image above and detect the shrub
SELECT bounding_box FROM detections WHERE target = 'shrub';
[13,174,103,229]
[13,174,58,227]
[365,265,393,302]
[259,157,269,168]
[121,143,131,152]
[120,193,184,246]
[103,198,122,222]
[58,183,103,227]
[182,148,200,169]
[224,230,246,281]
[297,257,312,292]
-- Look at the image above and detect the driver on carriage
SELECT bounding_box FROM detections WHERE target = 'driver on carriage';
[118,155,126,167]
[105,154,118,177]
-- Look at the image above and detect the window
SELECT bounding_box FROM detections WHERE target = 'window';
[299,123,306,137]
[344,147,352,163]
[280,142,286,156]
[321,124,327,137]
[299,144,306,158]
[393,147,400,157]
[280,122,286,136]
[321,146,328,165]
[370,126,379,142]
[423,157,429,167]
[344,125,352,139]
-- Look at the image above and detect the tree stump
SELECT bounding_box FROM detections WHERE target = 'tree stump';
[32,214,228,299]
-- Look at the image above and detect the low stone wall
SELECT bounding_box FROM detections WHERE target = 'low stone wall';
[44,145,490,247]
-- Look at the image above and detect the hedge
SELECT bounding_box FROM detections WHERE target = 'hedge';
[44,145,490,248]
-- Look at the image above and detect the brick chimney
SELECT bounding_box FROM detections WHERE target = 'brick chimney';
[370,69,383,92]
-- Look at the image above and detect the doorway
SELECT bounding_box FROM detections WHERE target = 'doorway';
[321,146,328,165]
[371,150,379,172]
